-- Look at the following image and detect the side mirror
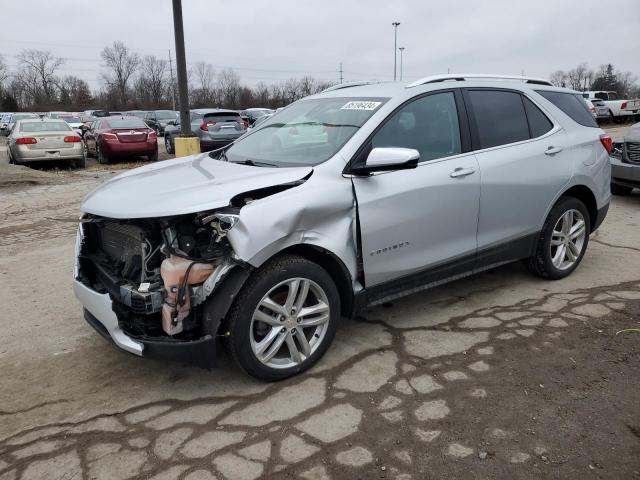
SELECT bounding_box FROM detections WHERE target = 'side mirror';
[353,147,420,175]
[81,124,89,131]
[167,120,176,126]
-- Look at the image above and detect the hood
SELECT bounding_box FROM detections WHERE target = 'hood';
[623,122,640,142]
[81,153,312,219]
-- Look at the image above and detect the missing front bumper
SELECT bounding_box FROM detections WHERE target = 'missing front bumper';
[83,308,217,369]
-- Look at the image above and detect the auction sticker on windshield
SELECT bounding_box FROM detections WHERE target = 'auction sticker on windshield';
[341,101,382,110]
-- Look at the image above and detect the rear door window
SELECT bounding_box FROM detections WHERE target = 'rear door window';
[536,91,598,127]
[467,90,530,149]
[522,97,553,138]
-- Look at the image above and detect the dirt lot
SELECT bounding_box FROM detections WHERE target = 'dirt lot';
[0,126,639,480]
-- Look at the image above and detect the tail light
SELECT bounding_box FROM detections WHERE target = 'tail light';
[147,130,157,140]
[102,132,118,141]
[590,106,596,113]
[621,102,627,110]
[599,134,612,154]
[64,136,81,143]
[16,137,37,145]
[241,119,248,128]
[200,121,216,131]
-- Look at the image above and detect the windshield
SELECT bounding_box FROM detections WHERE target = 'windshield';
[21,121,72,132]
[223,97,387,167]
[156,110,177,120]
[106,118,148,129]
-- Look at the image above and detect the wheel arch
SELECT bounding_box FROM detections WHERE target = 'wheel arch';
[559,184,598,232]
[275,244,355,318]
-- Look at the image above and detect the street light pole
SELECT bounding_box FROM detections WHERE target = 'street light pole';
[399,47,405,82]
[392,22,400,81]
[172,0,191,136]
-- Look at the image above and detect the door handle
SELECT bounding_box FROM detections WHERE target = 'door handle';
[450,167,476,178]
[545,146,563,155]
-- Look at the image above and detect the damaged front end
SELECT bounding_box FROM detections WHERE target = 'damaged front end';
[75,209,250,368]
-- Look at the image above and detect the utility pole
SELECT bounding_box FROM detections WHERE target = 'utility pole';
[171,0,199,156]
[392,22,400,81]
[339,62,343,84]
[399,47,405,82]
[172,0,191,136]
[168,49,176,111]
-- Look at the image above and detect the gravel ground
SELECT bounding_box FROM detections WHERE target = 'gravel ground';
[0,125,638,480]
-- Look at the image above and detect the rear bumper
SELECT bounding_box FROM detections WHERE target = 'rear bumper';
[14,144,83,161]
[102,141,157,157]
[76,279,217,368]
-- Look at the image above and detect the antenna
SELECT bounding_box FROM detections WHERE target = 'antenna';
[339,62,343,84]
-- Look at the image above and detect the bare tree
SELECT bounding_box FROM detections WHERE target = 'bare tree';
[57,75,93,109]
[100,41,140,108]
[135,55,167,107]
[566,62,593,91]
[0,55,9,89]
[217,68,241,109]
[16,49,65,106]
[191,61,215,106]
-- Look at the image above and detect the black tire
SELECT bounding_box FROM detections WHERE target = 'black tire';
[7,148,15,164]
[165,135,174,155]
[75,154,86,169]
[97,145,109,164]
[224,255,340,381]
[608,111,616,124]
[528,196,590,280]
[611,183,633,196]
[148,150,158,162]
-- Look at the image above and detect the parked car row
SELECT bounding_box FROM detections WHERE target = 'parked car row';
[582,90,640,123]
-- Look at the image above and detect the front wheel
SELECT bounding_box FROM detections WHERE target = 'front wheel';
[224,255,340,381]
[528,197,590,280]
[165,135,173,155]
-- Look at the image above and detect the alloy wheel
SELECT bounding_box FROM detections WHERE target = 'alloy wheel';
[550,209,586,270]
[250,278,330,369]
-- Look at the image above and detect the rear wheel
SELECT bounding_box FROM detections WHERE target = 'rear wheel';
[97,145,109,164]
[225,255,340,381]
[74,153,86,169]
[164,135,174,155]
[528,197,590,280]
[611,183,633,196]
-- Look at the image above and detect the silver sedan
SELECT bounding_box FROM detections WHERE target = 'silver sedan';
[7,118,86,168]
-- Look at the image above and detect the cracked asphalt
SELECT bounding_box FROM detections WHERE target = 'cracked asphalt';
[0,132,639,480]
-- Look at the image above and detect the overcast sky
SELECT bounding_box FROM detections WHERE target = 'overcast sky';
[2,0,639,90]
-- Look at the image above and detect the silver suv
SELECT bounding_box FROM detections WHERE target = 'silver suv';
[74,74,611,380]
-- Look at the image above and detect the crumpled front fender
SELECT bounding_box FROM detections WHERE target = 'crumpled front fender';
[226,170,359,288]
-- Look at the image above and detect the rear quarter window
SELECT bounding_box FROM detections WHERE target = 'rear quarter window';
[536,91,598,128]
[522,97,554,138]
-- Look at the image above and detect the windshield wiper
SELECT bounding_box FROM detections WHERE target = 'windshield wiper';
[231,159,279,168]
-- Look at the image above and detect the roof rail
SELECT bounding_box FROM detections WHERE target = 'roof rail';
[322,81,377,93]
[406,74,552,88]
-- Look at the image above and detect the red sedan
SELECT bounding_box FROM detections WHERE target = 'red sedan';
[83,116,158,164]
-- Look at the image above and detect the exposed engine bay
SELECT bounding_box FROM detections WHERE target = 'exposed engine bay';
[76,209,242,342]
